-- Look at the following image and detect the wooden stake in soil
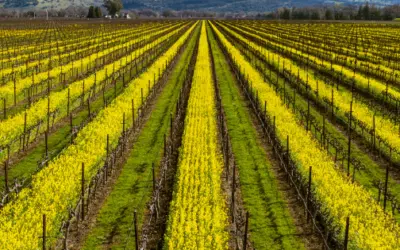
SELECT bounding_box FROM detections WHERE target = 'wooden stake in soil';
[232,163,236,223]
[27,88,31,107]
[378,182,382,203]
[45,131,48,158]
[286,135,290,169]
[132,99,135,129]
[264,100,267,118]
[47,97,50,132]
[47,76,50,96]
[383,150,391,211]
[152,162,156,192]
[13,78,16,106]
[170,113,173,136]
[148,80,151,97]
[4,146,9,192]
[141,88,144,106]
[81,162,85,221]
[3,98,6,120]
[105,134,109,182]
[114,79,117,99]
[122,113,126,151]
[69,113,73,143]
[322,115,326,148]
[307,94,310,131]
[344,217,350,250]
[373,115,376,152]
[243,211,249,250]
[123,73,126,88]
[87,98,91,121]
[273,116,276,135]
[307,166,312,222]
[134,210,139,250]
[102,86,106,108]
[81,81,85,107]
[42,214,46,250]
[67,88,70,116]
[164,134,167,157]
[106,134,109,159]
[352,161,357,183]
[347,101,353,176]
[23,112,27,151]
[331,88,334,119]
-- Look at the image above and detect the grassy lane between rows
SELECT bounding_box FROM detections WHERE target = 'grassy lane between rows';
[82,24,200,250]
[207,23,304,250]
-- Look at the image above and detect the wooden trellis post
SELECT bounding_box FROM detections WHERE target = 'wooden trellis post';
[232,163,236,223]
[347,101,353,176]
[81,163,85,221]
[45,131,48,158]
[344,217,350,250]
[307,166,312,222]
[4,146,9,192]
[3,98,6,120]
[42,214,46,250]
[152,163,156,192]
[243,211,249,250]
[134,210,139,250]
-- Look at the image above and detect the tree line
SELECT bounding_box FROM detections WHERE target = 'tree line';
[0,1,399,21]
[271,3,400,21]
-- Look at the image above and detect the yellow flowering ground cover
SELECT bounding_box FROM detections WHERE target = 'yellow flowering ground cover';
[0,23,188,162]
[218,22,400,163]
[211,21,400,250]
[0,22,196,250]
[164,22,229,249]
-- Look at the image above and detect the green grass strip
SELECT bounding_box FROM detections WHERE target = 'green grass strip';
[207,24,304,250]
[82,25,200,250]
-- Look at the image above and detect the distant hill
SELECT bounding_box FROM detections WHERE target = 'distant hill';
[125,0,400,12]
[0,0,102,10]
[1,0,399,12]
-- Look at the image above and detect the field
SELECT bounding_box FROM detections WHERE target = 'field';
[0,20,399,250]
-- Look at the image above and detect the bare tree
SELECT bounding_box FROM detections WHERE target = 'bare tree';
[162,9,178,18]
[138,9,158,18]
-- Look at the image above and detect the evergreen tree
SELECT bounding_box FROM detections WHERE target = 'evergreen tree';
[369,5,381,20]
[95,7,103,18]
[103,0,123,16]
[363,2,370,20]
[311,11,320,20]
[87,6,95,18]
[357,5,363,20]
[281,8,290,20]
[325,9,333,20]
